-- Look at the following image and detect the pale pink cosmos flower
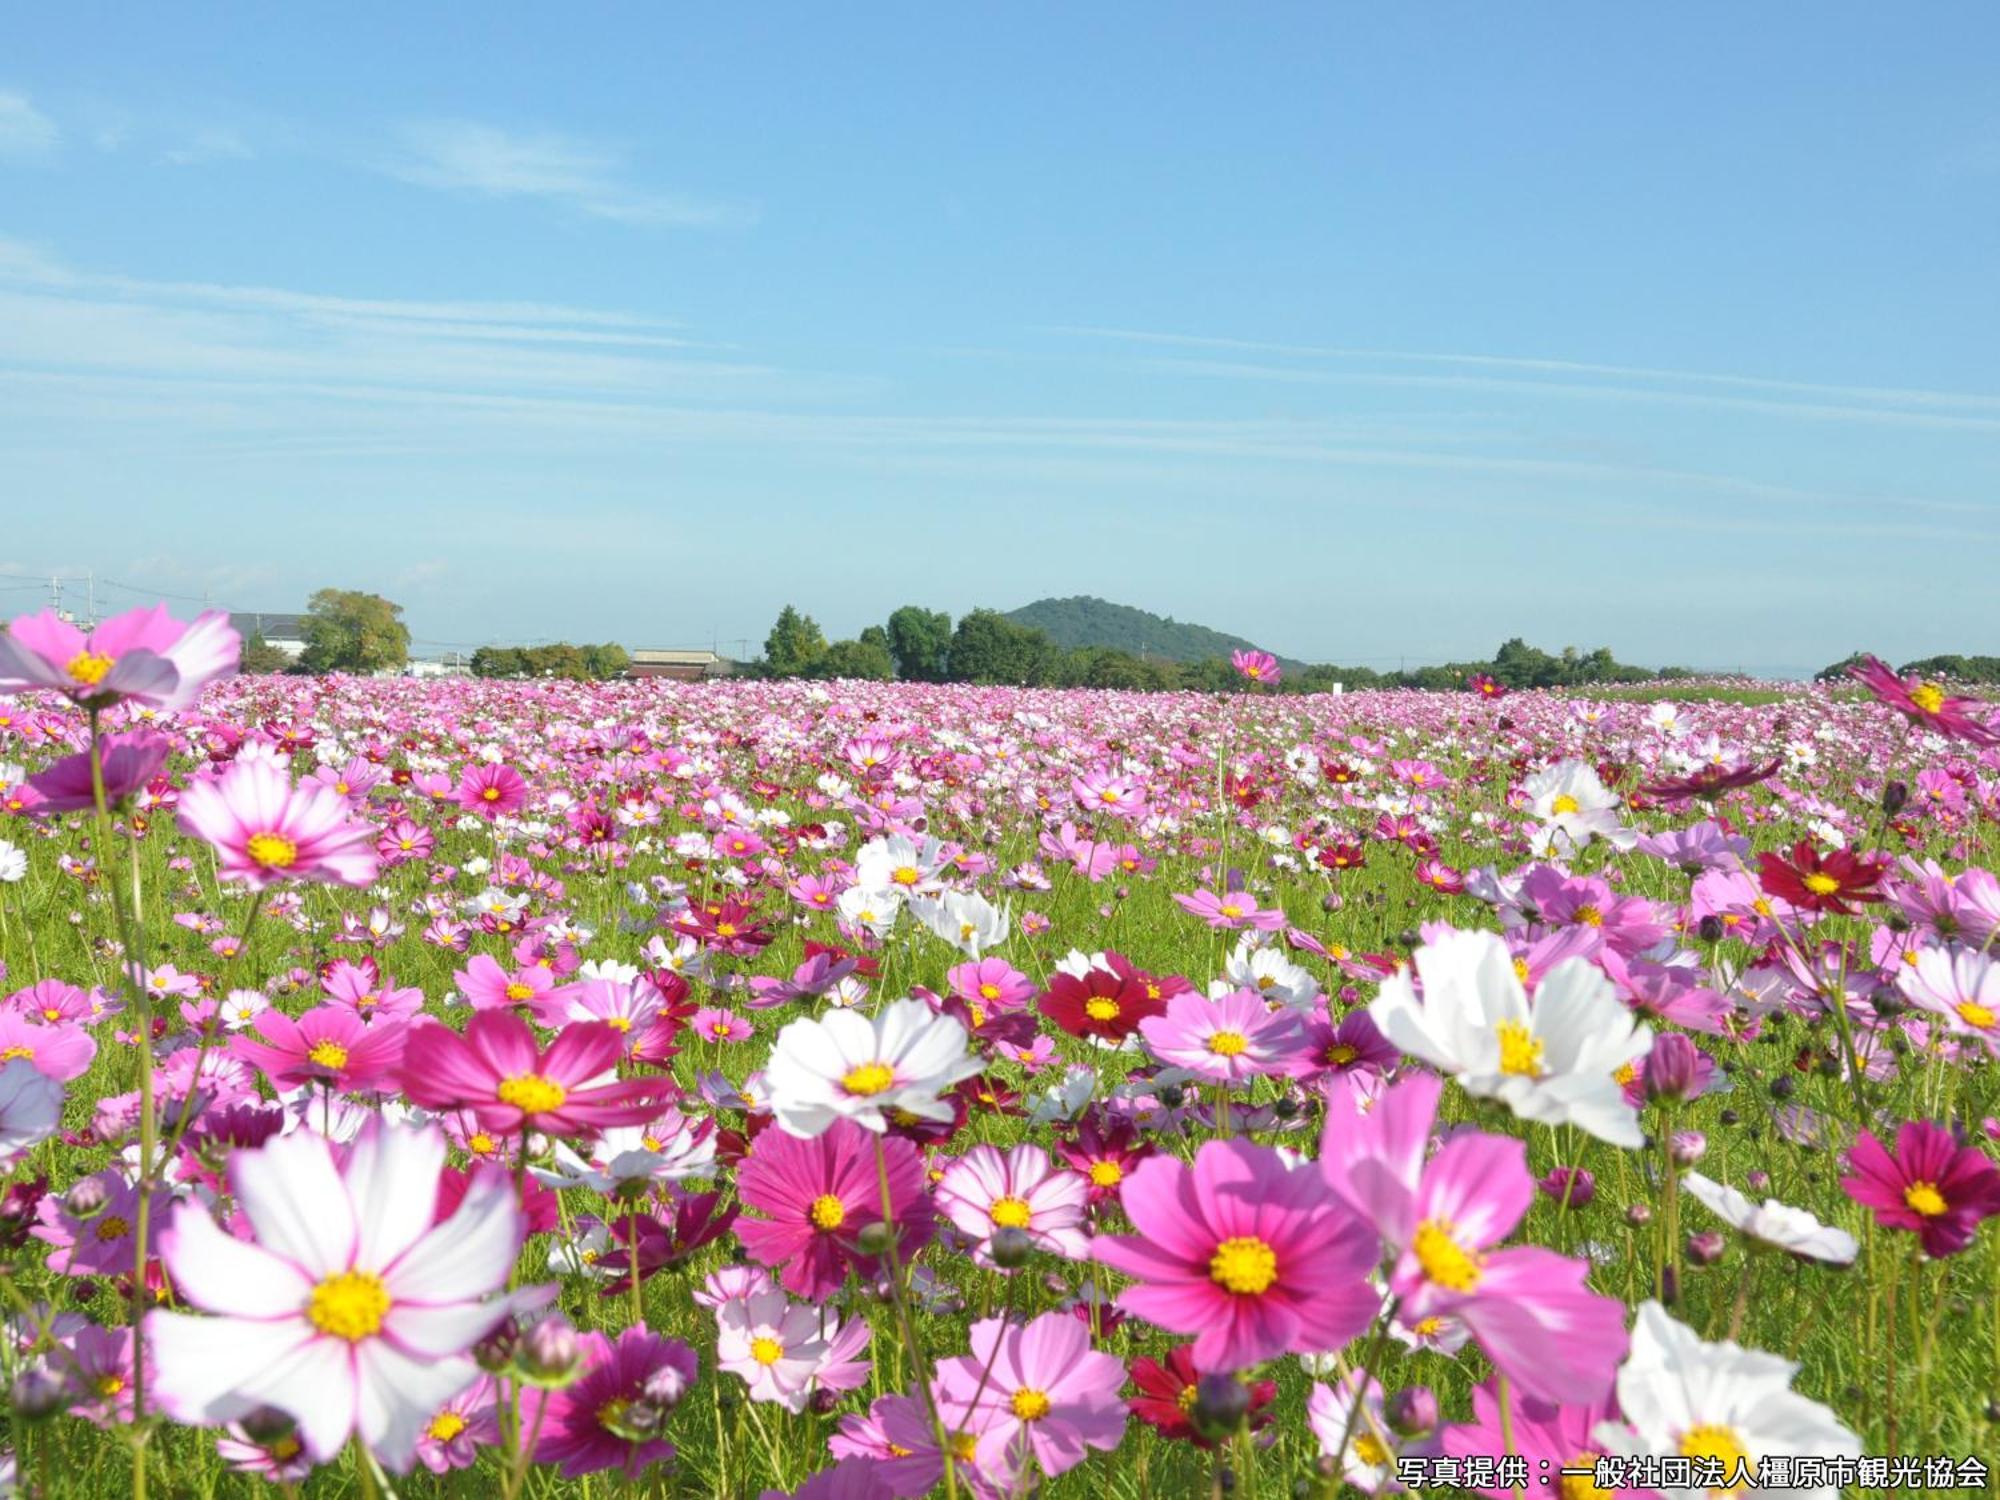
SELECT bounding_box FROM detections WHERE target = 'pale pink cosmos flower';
[715,1288,831,1414]
[1138,989,1311,1084]
[0,604,239,711]
[932,1312,1126,1484]
[935,1143,1091,1267]
[25,732,171,813]
[176,758,380,890]
[1231,649,1282,685]
[146,1119,546,1472]
[1172,888,1286,932]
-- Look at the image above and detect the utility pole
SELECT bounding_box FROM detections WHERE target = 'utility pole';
[85,572,95,629]
[48,575,61,618]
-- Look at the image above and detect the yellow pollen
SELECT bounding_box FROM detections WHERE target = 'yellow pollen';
[482,786,501,801]
[1099,789,1121,804]
[40,1009,59,1022]
[1750,898,1773,918]
[1218,903,1244,920]
[1327,1042,1358,1066]
[1614,1061,1637,1087]
[0,1045,31,1062]
[1495,1019,1545,1078]
[468,1133,496,1155]
[841,1062,895,1097]
[1209,1235,1278,1295]
[504,982,534,1001]
[1903,1181,1948,1216]
[95,1216,130,1242]
[1551,793,1581,815]
[977,982,1002,1001]
[606,1016,632,1033]
[1512,957,1531,985]
[1207,1030,1250,1057]
[1088,1160,1124,1188]
[750,1335,784,1366]
[968,1004,986,1028]
[96,1374,126,1398]
[990,1195,1033,1229]
[1010,1387,1052,1421]
[715,922,738,938]
[1412,1316,1443,1337]
[1910,682,1946,715]
[1084,997,1121,1023]
[1801,872,1841,896]
[1957,1001,1997,1030]
[641,1136,664,1151]
[1574,904,1604,927]
[597,1397,630,1431]
[496,1074,568,1114]
[1256,975,1276,989]
[888,1443,914,1457]
[66,651,115,687]
[427,1410,467,1442]
[1413,1219,1484,1292]
[246,832,298,869]
[891,866,921,886]
[306,1270,390,1342]
[951,1433,978,1462]
[1678,1424,1753,1485]
[810,1194,847,1230]
[1354,1431,1390,1467]
[1177,1383,1198,1413]
[307,1039,349,1071]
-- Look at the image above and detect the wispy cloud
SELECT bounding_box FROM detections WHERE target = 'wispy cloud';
[160,127,253,167]
[0,91,57,162]
[383,120,747,228]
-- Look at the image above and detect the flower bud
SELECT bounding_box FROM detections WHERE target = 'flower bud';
[1695,915,1725,943]
[1687,1230,1728,1266]
[64,1178,109,1220]
[1624,1203,1653,1228]
[1538,1167,1595,1209]
[641,1358,693,1410]
[237,1405,298,1446]
[12,1367,67,1420]
[1320,891,1344,914]
[1768,1075,1795,1101]
[1271,1096,1300,1120]
[1643,1035,1702,1103]
[1881,780,1909,817]
[1385,1386,1437,1437]
[1191,1373,1251,1441]
[1158,1084,1186,1109]
[989,1226,1036,1270]
[472,1316,522,1373]
[518,1314,581,1385]
[1670,1131,1707,1167]
[1746,1170,1771,1193]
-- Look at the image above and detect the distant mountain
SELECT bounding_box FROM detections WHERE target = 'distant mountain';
[1005,596,1299,668]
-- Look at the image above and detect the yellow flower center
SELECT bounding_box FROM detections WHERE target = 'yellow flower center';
[504,982,534,1001]
[1209,1235,1278,1295]
[95,1216,130,1241]
[1219,903,1244,920]
[96,1374,126,1398]
[990,1195,1033,1229]
[482,786,501,801]
[950,1433,978,1462]
[1010,1387,1052,1421]
[1679,1423,1754,1485]
[1354,1431,1390,1466]
[307,1039,349,1071]
[1088,1161,1124,1188]
[1412,1219,1484,1291]
[1574,904,1604,927]
[841,1062,895,1097]
[246,832,298,869]
[1083,997,1121,1022]
[427,1411,467,1442]
[1801,872,1841,896]
[597,1398,630,1431]
[1910,682,1946,715]
[1326,1043,1357,1066]
[468,1133,496,1155]
[750,1335,784,1366]
[606,1016,632,1033]
[810,1194,847,1230]
[66,651,115,687]
[1495,1019,1545,1078]
[306,1270,390,1342]
[978,982,1002,1001]
[1904,1181,1948,1216]
[1177,1383,1198,1413]
[1956,1001,1996,1030]
[0,1045,32,1062]
[496,1074,568,1114]
[1512,957,1532,985]
[1551,793,1581,815]
[891,866,921,886]
[1412,1316,1443,1337]
[1207,1030,1250,1057]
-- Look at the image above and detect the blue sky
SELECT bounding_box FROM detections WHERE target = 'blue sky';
[2,3,1996,675]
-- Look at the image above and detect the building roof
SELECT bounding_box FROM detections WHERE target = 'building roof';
[629,648,722,666]
[229,611,309,640]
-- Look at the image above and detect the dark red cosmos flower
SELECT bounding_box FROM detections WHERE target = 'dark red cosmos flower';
[1316,839,1367,873]
[1841,1120,2000,1258]
[1756,840,1887,916]
[1641,759,1782,802]
[1053,1108,1156,1205]
[1128,1345,1278,1448]
[672,897,772,955]
[597,1191,739,1290]
[1039,963,1164,1042]
[1466,672,1507,699]
[1850,656,1999,746]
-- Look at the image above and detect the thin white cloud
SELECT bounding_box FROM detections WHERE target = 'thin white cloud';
[160,127,253,167]
[384,120,747,228]
[0,91,57,161]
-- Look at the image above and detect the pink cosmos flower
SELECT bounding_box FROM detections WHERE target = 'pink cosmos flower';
[932,1312,1126,1484]
[1138,989,1311,1084]
[947,957,1036,1016]
[760,1458,899,1500]
[145,1120,539,1472]
[455,763,528,818]
[1897,946,2000,1059]
[1071,767,1148,819]
[734,1119,933,1299]
[1172,888,1286,932]
[177,758,380,889]
[715,1288,831,1413]
[412,1373,500,1473]
[1841,1119,2000,1257]
[321,961,426,1024]
[398,1012,672,1139]
[1231,649,1282,686]
[455,952,554,1012]
[1092,1137,1379,1373]
[1441,1381,1656,1499]
[0,1010,95,1082]
[1319,1072,1628,1405]
[230,1005,407,1093]
[1849,655,1999,745]
[0,604,239,711]
[525,1326,697,1479]
[376,817,435,866]
[33,1169,157,1278]
[936,1143,1090,1267]
[25,732,172,813]
[690,1005,755,1044]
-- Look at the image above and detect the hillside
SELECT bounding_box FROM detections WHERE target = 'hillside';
[1005,596,1298,668]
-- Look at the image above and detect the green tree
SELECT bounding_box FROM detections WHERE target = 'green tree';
[470,646,527,678]
[298,589,411,675]
[886,606,954,682]
[581,643,631,680]
[946,610,1056,685]
[763,606,828,678]
[239,632,293,675]
[812,638,896,681]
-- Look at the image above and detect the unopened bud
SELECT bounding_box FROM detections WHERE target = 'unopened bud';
[472,1317,522,1373]
[1687,1230,1728,1266]
[1695,915,1725,943]
[1538,1167,1595,1209]
[64,1178,109,1220]
[1624,1203,1653,1228]
[1670,1131,1707,1167]
[1881,780,1909,817]
[1746,1170,1771,1193]
[989,1226,1035,1269]
[1191,1373,1251,1441]
[12,1367,66,1419]
[1158,1084,1186,1109]
[1321,891,1344,914]
[1643,1035,1702,1103]
[1271,1096,1300,1120]
[854,1220,898,1257]
[641,1359,693,1410]
[518,1314,581,1384]
[1384,1385,1437,1437]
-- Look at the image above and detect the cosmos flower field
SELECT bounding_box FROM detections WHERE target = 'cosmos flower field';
[0,609,1996,1498]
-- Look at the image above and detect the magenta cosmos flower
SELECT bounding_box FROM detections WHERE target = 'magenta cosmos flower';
[936,1142,1090,1266]
[25,731,171,813]
[398,1010,672,1138]
[146,1120,539,1472]
[1231,648,1281,685]
[733,1118,933,1299]
[0,604,238,711]
[1319,1072,1628,1405]
[1841,1119,2000,1257]
[1849,655,1999,746]
[176,758,380,889]
[1092,1137,1378,1373]
[1171,888,1286,932]
[526,1325,697,1479]
[933,1312,1126,1485]
[230,1005,407,1092]
[456,763,528,818]
[1138,989,1311,1085]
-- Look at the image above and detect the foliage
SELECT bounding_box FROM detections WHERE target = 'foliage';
[761,605,828,678]
[885,605,954,682]
[470,643,629,680]
[1005,594,1294,668]
[237,633,294,676]
[810,637,895,681]
[946,608,1058,685]
[296,588,410,675]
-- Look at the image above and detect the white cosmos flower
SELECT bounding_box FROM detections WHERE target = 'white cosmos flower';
[0,1060,62,1165]
[1597,1301,1861,1499]
[1521,758,1636,853]
[0,839,26,884]
[836,884,903,940]
[1369,927,1652,1147]
[853,833,949,897]
[910,889,1009,958]
[1681,1174,1857,1265]
[1221,936,1319,1010]
[765,999,981,1138]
